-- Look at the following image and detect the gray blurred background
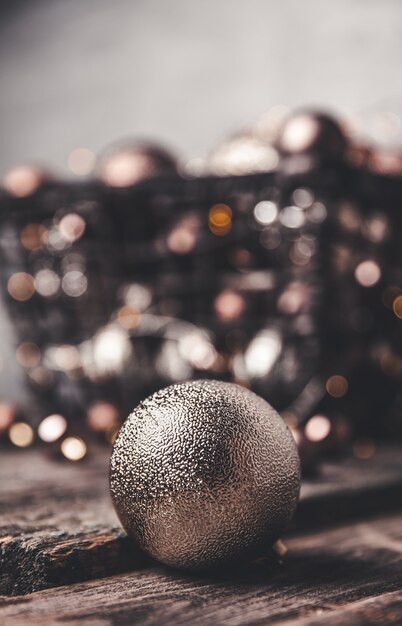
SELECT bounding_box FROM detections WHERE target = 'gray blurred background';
[1,0,402,177]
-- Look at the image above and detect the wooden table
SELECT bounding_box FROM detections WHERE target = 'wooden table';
[1,446,402,625]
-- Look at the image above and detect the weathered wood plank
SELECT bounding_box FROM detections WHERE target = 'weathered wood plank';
[1,513,401,626]
[0,527,147,596]
[279,590,402,626]
[1,446,402,595]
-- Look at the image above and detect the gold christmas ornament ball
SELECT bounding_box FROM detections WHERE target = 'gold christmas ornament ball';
[109,380,301,571]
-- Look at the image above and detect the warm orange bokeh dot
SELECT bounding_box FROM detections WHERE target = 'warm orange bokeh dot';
[208,204,232,235]
[393,295,402,319]
[7,272,35,301]
[20,224,48,251]
[9,422,34,447]
[16,342,41,368]
[326,374,348,398]
[61,436,87,461]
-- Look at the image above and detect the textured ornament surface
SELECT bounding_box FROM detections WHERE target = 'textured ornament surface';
[110,379,301,570]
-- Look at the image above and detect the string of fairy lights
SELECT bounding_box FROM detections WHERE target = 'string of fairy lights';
[0,108,401,469]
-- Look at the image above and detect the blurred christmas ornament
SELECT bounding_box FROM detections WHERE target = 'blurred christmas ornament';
[110,379,300,570]
[276,111,348,161]
[96,140,178,187]
[2,164,53,197]
[208,130,279,176]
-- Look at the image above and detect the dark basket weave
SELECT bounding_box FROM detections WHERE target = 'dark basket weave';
[0,156,401,439]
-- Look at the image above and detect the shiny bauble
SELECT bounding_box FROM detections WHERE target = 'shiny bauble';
[277,111,348,161]
[97,140,178,187]
[110,379,300,571]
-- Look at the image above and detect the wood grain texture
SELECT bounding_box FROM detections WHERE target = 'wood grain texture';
[0,446,147,595]
[280,590,402,626]
[1,513,402,626]
[1,446,402,596]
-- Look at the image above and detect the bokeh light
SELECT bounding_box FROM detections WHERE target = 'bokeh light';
[68,148,96,176]
[116,305,141,329]
[3,165,44,197]
[62,270,88,297]
[59,213,86,243]
[253,201,278,225]
[61,436,87,461]
[392,295,402,319]
[279,206,306,229]
[9,422,34,447]
[7,273,35,301]
[214,290,245,321]
[34,269,60,297]
[16,342,41,368]
[279,114,320,153]
[292,187,314,209]
[87,402,119,432]
[38,414,67,442]
[208,204,232,235]
[326,374,349,398]
[244,331,282,377]
[354,260,381,287]
[20,224,48,251]
[167,216,199,254]
[304,415,331,442]
[52,344,81,371]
